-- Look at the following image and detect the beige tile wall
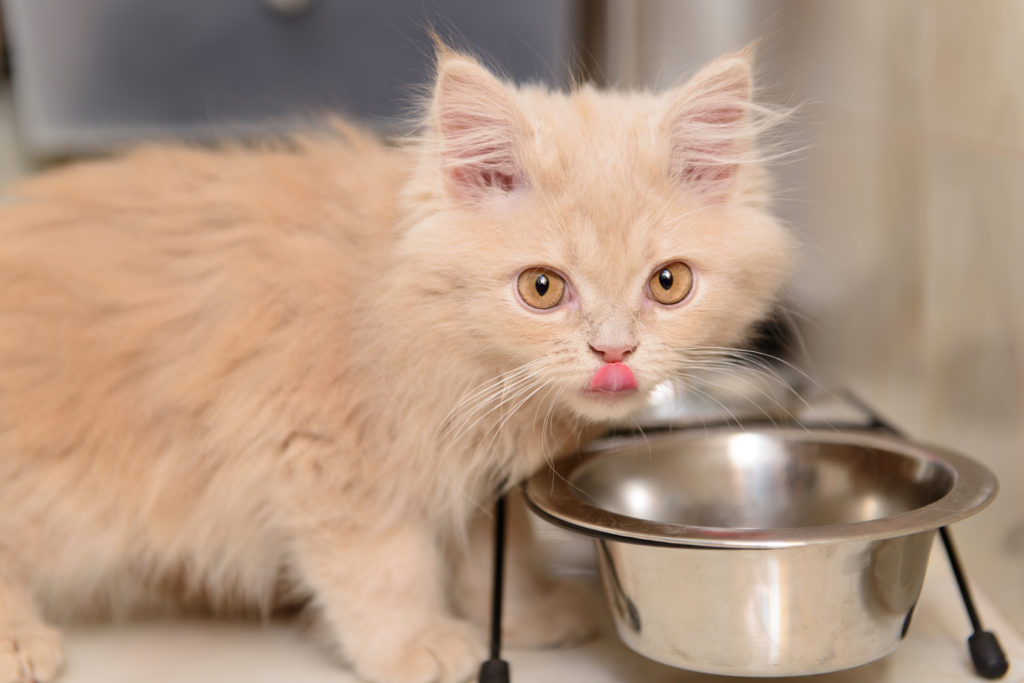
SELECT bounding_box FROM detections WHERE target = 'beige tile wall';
[603,0,1024,631]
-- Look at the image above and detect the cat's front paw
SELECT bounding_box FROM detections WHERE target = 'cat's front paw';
[0,626,64,683]
[352,617,484,683]
[503,579,598,649]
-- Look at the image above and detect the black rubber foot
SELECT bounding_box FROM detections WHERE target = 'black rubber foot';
[968,630,1009,679]
[478,658,510,683]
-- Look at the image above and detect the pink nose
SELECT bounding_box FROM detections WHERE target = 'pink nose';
[589,344,636,364]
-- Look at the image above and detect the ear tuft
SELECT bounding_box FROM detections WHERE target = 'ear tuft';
[432,53,526,202]
[663,50,756,200]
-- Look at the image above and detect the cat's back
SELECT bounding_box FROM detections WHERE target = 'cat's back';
[1,122,404,281]
[0,123,406,473]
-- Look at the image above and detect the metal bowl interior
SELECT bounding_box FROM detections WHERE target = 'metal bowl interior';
[525,428,998,548]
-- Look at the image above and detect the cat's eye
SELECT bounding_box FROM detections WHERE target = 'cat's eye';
[517,268,566,310]
[649,262,694,305]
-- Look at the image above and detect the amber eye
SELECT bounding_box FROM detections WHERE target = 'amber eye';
[516,268,566,310]
[649,262,694,305]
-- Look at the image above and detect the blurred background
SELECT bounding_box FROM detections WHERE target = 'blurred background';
[0,0,1020,652]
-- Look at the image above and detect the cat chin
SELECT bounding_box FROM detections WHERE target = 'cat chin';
[569,388,649,421]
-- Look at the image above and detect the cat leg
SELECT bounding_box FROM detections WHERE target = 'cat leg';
[0,578,63,683]
[295,520,485,683]
[451,489,597,649]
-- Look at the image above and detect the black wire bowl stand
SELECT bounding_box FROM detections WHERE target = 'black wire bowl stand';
[477,391,1009,682]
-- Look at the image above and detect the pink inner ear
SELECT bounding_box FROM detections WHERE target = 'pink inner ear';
[670,102,746,195]
[675,145,738,188]
[436,77,522,200]
[443,134,518,193]
[446,160,518,198]
[475,169,516,192]
[441,115,520,198]
[666,55,753,199]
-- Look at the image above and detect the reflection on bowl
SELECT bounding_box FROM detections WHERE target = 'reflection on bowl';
[573,431,954,531]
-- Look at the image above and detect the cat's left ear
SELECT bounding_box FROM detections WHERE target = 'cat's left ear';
[661,48,755,201]
[432,51,528,202]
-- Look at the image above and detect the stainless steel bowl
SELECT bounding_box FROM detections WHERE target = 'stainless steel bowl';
[523,428,998,677]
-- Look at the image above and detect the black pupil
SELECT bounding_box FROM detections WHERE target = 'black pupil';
[658,269,673,290]
[535,274,550,297]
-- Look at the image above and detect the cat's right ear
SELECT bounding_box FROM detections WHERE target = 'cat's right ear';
[431,52,527,202]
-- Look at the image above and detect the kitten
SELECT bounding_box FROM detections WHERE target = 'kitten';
[0,46,792,683]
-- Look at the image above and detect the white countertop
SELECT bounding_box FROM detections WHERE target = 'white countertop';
[57,542,1022,683]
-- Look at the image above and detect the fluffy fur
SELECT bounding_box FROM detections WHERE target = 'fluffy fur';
[0,48,792,683]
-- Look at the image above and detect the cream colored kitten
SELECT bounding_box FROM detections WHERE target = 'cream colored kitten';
[0,47,792,683]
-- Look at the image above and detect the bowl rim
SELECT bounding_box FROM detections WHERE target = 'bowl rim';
[522,427,999,549]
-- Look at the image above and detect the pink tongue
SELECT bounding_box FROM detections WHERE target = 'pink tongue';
[589,363,638,393]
